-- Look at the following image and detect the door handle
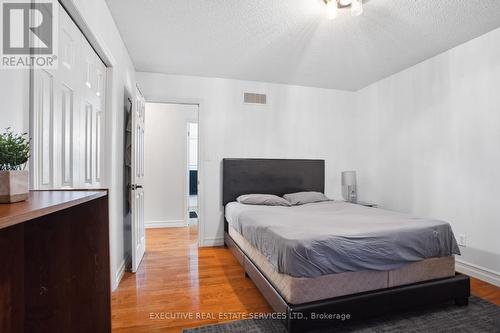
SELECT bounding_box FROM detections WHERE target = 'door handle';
[130,184,143,190]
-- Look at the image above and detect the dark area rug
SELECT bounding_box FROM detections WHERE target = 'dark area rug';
[183,296,500,332]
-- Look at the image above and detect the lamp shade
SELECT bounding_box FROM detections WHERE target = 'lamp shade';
[341,171,357,186]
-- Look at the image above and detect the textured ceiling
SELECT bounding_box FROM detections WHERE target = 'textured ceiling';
[105,0,500,91]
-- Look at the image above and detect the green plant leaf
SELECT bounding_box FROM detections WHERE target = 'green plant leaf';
[0,128,31,171]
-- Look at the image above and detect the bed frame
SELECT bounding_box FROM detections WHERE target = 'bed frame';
[222,158,470,333]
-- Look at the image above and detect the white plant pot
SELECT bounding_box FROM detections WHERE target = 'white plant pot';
[0,170,29,203]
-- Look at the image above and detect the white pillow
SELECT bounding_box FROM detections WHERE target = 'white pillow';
[283,191,330,206]
[237,194,291,207]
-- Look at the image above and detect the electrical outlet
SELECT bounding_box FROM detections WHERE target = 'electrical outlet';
[458,234,467,247]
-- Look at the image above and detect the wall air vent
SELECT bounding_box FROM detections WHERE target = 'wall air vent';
[244,93,267,105]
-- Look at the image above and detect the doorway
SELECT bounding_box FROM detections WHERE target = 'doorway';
[143,103,200,238]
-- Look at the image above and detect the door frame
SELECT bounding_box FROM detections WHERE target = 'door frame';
[145,99,204,248]
[58,0,117,67]
[186,121,199,226]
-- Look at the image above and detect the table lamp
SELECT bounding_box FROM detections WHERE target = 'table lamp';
[341,171,357,203]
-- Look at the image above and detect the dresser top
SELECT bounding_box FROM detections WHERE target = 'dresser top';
[0,190,107,230]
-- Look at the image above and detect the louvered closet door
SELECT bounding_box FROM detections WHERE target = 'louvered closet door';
[32,3,106,189]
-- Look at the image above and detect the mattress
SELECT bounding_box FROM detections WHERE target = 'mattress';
[229,227,456,304]
[226,201,460,277]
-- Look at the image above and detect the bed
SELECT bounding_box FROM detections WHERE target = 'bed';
[222,158,470,333]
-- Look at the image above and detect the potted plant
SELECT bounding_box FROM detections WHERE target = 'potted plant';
[0,128,30,203]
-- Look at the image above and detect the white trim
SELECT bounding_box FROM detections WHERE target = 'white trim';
[112,256,129,291]
[184,121,190,232]
[58,0,117,67]
[455,259,500,287]
[202,237,224,247]
[145,220,188,228]
[196,102,204,249]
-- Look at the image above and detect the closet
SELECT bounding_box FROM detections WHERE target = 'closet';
[31,3,106,189]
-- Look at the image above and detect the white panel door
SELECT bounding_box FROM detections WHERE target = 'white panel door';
[32,69,55,189]
[32,4,80,189]
[31,3,106,190]
[80,35,106,187]
[131,90,146,272]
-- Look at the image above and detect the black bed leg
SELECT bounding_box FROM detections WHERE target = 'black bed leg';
[285,309,301,333]
[244,271,249,278]
[286,317,294,333]
[455,296,469,306]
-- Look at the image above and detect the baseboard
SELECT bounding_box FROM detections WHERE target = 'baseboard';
[202,236,224,247]
[145,220,187,228]
[113,256,130,291]
[456,259,500,287]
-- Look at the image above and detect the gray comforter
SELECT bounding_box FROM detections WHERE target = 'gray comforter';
[225,201,460,278]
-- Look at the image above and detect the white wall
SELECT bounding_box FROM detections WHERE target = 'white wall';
[144,103,198,228]
[355,27,500,285]
[136,72,356,246]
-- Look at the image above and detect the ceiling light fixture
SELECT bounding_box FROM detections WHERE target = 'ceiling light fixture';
[325,0,338,20]
[339,0,352,5]
[323,0,364,19]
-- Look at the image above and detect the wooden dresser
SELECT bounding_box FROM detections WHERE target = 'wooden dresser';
[0,190,110,333]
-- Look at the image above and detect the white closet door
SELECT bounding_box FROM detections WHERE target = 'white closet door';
[31,68,55,189]
[57,6,81,188]
[31,3,106,190]
[131,91,146,272]
[80,36,106,187]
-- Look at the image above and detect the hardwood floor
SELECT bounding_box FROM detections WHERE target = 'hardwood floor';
[471,276,500,306]
[112,227,271,332]
[112,228,500,332]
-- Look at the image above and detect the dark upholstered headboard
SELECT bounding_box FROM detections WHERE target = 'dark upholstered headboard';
[222,158,325,207]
